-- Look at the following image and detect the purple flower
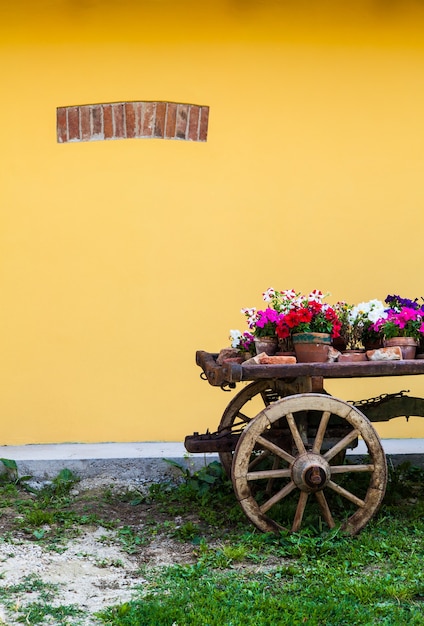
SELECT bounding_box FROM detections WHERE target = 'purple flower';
[385,294,422,311]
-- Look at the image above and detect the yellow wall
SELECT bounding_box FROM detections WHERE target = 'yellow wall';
[2,0,424,444]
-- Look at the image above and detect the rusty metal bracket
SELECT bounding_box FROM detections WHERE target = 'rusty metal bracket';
[220,382,236,392]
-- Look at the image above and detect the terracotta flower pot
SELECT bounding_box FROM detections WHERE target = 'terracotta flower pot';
[292,332,331,363]
[383,337,418,360]
[363,339,384,351]
[253,336,278,356]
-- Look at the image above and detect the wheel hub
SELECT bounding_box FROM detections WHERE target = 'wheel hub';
[291,452,331,493]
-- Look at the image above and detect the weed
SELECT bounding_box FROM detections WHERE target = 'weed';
[37,468,79,502]
[0,459,33,487]
[195,541,248,568]
[16,602,84,624]
[20,508,55,528]
[165,459,228,496]
[95,558,125,568]
[116,526,147,553]
[172,521,201,542]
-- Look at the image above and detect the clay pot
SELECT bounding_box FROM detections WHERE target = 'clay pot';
[292,332,331,363]
[254,336,279,356]
[332,336,347,352]
[383,337,418,360]
[363,339,384,351]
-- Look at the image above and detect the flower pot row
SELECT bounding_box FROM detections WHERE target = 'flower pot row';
[229,289,424,363]
[254,333,419,363]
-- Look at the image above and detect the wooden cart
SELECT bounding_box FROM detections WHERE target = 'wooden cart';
[185,352,424,535]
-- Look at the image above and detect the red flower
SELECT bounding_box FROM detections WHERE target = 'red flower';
[276,321,291,339]
[308,301,323,315]
[297,308,312,323]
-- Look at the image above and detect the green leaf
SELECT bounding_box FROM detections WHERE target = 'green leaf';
[33,529,45,540]
[0,458,18,471]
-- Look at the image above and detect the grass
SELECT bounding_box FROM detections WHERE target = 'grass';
[98,519,424,626]
[0,460,423,624]
[97,460,424,626]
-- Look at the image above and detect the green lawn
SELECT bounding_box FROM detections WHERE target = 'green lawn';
[97,461,424,626]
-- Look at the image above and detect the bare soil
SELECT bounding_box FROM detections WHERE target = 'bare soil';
[0,477,201,625]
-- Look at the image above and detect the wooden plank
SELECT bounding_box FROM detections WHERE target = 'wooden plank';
[195,350,424,387]
[222,359,424,382]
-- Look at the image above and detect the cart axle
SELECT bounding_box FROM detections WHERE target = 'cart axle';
[292,452,331,492]
[184,432,240,453]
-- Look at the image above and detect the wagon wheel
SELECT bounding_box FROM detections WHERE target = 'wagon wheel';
[232,394,387,536]
[218,380,288,478]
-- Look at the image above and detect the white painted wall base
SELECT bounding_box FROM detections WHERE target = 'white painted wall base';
[0,440,422,482]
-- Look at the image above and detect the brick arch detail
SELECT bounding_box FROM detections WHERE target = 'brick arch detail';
[57,101,209,144]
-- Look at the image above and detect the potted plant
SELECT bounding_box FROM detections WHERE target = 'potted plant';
[241,305,280,355]
[370,295,424,359]
[273,290,342,362]
[333,302,367,361]
[229,329,255,359]
[347,299,387,351]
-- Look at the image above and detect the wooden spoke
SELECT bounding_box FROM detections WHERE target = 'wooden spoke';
[327,480,365,508]
[323,429,360,462]
[247,468,291,481]
[266,455,281,494]
[256,435,295,464]
[232,393,387,535]
[248,449,271,472]
[312,410,331,453]
[285,412,307,454]
[331,464,374,474]
[235,411,252,425]
[259,481,297,514]
[292,491,309,532]
[314,491,336,529]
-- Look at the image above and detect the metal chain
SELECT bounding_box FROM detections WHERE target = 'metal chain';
[349,389,410,408]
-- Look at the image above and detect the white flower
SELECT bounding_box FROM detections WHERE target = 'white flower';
[229,329,242,348]
[349,300,387,324]
[241,307,257,329]
[308,289,324,302]
[281,289,297,299]
[262,288,275,302]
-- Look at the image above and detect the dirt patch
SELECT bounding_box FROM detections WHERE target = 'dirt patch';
[0,477,201,625]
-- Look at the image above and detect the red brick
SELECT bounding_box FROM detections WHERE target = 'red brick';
[142,102,155,137]
[125,103,136,138]
[103,105,113,139]
[165,103,177,139]
[133,102,143,136]
[67,106,80,141]
[113,103,125,138]
[57,107,67,143]
[91,105,103,138]
[199,106,209,142]
[80,106,91,141]
[175,104,189,140]
[187,105,200,141]
[154,102,166,138]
